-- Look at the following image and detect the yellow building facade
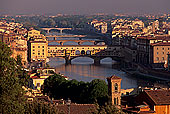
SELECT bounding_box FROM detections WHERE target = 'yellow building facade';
[28,39,48,62]
[28,29,41,40]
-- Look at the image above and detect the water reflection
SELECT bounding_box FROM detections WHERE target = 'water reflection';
[47,57,138,89]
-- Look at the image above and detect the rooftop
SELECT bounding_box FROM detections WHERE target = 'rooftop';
[151,42,170,46]
[107,75,122,80]
[145,90,170,105]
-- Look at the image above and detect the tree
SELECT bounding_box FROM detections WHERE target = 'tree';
[16,55,30,86]
[24,100,62,114]
[88,79,108,105]
[43,73,67,99]
[43,74,109,105]
[0,42,25,114]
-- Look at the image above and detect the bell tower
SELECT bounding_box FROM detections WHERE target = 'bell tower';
[107,75,122,105]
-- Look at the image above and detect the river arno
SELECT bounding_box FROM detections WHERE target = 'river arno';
[48,57,141,89]
[47,32,167,89]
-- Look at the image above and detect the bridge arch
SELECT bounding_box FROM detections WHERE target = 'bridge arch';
[48,42,60,45]
[75,50,80,55]
[63,41,78,45]
[81,42,94,45]
[86,50,91,55]
[96,42,106,45]
[81,50,86,55]
[70,57,94,64]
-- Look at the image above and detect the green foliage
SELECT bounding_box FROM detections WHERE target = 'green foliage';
[43,74,108,105]
[0,42,63,113]
[0,42,25,114]
[16,55,30,86]
[88,79,108,105]
[24,101,62,114]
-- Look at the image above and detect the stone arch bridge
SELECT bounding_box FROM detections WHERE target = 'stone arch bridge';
[47,45,124,64]
[42,27,72,34]
[48,39,105,45]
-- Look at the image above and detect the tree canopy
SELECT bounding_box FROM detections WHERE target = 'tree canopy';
[0,42,25,114]
[43,74,108,105]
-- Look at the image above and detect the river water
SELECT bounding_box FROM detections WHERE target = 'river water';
[46,32,162,89]
[48,57,138,89]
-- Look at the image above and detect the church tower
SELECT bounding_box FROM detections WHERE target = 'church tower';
[107,75,122,105]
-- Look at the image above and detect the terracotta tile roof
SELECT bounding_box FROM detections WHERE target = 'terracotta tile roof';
[151,42,170,46]
[144,90,170,105]
[56,104,96,114]
[107,75,122,80]
[136,36,155,40]
[31,76,39,79]
[30,41,47,43]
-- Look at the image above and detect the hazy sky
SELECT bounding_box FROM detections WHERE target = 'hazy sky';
[1,0,170,15]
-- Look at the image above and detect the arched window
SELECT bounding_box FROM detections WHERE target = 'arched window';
[114,98,117,105]
[114,83,118,92]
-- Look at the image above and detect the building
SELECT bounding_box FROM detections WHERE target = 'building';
[136,89,170,114]
[31,75,48,90]
[27,29,41,40]
[28,37,48,62]
[132,19,144,29]
[136,35,170,66]
[90,20,108,33]
[150,42,170,68]
[136,36,151,64]
[107,75,122,105]
[30,67,55,90]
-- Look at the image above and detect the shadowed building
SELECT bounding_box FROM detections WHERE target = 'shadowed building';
[107,75,122,105]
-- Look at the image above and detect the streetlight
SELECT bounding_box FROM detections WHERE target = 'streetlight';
[66,98,71,114]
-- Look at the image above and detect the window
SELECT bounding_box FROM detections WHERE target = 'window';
[42,49,44,52]
[38,53,40,55]
[157,48,158,50]
[114,83,118,92]
[156,57,159,61]
[162,57,164,60]
[157,52,159,55]
[42,53,44,55]
[168,48,169,50]
[42,46,44,48]
[163,52,164,54]
[37,83,40,87]
[38,46,40,48]
[32,52,35,54]
[33,46,35,48]
[114,98,117,105]
[162,48,164,50]
[33,49,35,51]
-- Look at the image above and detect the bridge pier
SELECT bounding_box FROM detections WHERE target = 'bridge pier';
[47,30,50,34]
[94,57,101,65]
[65,59,71,65]
[60,30,63,34]
[65,56,71,65]
[78,42,82,45]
